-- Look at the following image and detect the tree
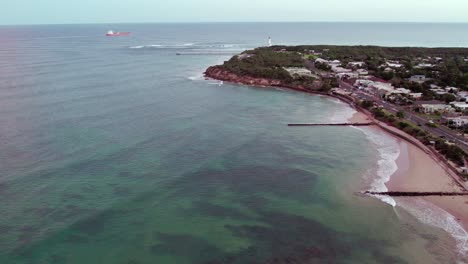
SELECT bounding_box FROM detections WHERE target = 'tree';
[396,111,405,119]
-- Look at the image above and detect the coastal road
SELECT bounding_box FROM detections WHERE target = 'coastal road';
[339,80,468,152]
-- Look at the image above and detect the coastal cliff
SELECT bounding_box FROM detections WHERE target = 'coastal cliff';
[205,66,314,93]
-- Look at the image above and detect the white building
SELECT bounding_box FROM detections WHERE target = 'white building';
[315,58,329,64]
[458,91,468,101]
[409,93,423,100]
[336,72,359,79]
[332,66,352,73]
[410,75,427,83]
[450,102,468,112]
[386,62,403,68]
[431,88,448,95]
[284,67,314,77]
[418,103,454,114]
[444,116,468,127]
[392,88,411,95]
[415,63,434,68]
[357,69,369,76]
[348,61,365,67]
[445,87,459,93]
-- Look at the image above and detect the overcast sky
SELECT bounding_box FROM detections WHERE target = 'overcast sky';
[2,0,468,25]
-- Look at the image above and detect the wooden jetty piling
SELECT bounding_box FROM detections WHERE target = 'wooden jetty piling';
[363,191,468,197]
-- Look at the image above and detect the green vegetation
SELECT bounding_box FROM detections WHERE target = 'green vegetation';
[359,100,465,166]
[220,48,304,81]
[212,45,468,172]
[434,140,466,166]
[270,45,468,90]
[396,111,405,119]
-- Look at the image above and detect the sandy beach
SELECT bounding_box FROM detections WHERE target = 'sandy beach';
[387,139,468,230]
[348,111,372,124]
[348,110,468,257]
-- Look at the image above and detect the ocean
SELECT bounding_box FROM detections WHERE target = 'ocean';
[1,22,468,263]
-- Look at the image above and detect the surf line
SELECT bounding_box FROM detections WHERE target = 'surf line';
[361,191,468,197]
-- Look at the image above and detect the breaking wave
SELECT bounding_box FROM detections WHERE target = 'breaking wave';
[357,125,399,207]
[127,42,247,51]
[397,198,468,261]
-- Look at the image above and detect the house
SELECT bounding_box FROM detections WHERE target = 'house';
[449,102,468,112]
[415,63,434,68]
[430,88,448,95]
[336,72,359,79]
[409,93,423,100]
[237,53,254,60]
[348,61,365,68]
[442,116,468,127]
[284,67,315,78]
[331,66,352,73]
[410,75,427,83]
[357,69,369,76]
[445,87,459,93]
[371,82,395,95]
[417,101,454,114]
[386,62,403,68]
[354,79,373,88]
[315,58,329,64]
[458,91,468,101]
[392,88,411,95]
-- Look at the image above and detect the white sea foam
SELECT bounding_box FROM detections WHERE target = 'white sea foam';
[326,102,399,206]
[358,127,399,207]
[129,45,144,49]
[188,73,204,81]
[354,114,468,260]
[327,99,355,123]
[397,198,468,261]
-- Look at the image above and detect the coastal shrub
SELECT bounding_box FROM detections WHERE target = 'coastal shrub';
[360,100,374,109]
[315,61,331,71]
[396,111,405,119]
[397,121,409,129]
[220,49,305,82]
[386,115,396,123]
[435,140,466,166]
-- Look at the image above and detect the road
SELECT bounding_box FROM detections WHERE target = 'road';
[339,80,468,153]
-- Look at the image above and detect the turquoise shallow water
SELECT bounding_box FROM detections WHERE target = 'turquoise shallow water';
[1,23,467,263]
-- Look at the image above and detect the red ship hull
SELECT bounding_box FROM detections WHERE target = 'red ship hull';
[106,32,130,37]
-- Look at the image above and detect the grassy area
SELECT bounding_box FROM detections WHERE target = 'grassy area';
[416,113,442,121]
[303,54,318,60]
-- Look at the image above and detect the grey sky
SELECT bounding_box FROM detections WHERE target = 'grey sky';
[2,0,467,25]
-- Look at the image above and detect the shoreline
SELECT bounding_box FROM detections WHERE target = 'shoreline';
[204,69,466,189]
[350,111,468,258]
[204,71,468,257]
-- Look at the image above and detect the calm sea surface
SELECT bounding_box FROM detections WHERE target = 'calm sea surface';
[1,23,468,263]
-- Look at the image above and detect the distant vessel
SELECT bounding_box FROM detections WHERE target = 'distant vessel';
[106,30,130,37]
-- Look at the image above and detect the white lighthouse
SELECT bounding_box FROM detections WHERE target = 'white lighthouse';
[268,36,272,47]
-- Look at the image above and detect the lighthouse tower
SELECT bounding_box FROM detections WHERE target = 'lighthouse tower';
[268,37,272,47]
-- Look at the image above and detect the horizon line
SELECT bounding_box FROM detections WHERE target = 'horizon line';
[2,21,468,26]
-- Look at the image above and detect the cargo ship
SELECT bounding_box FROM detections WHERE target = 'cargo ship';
[106,30,130,37]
